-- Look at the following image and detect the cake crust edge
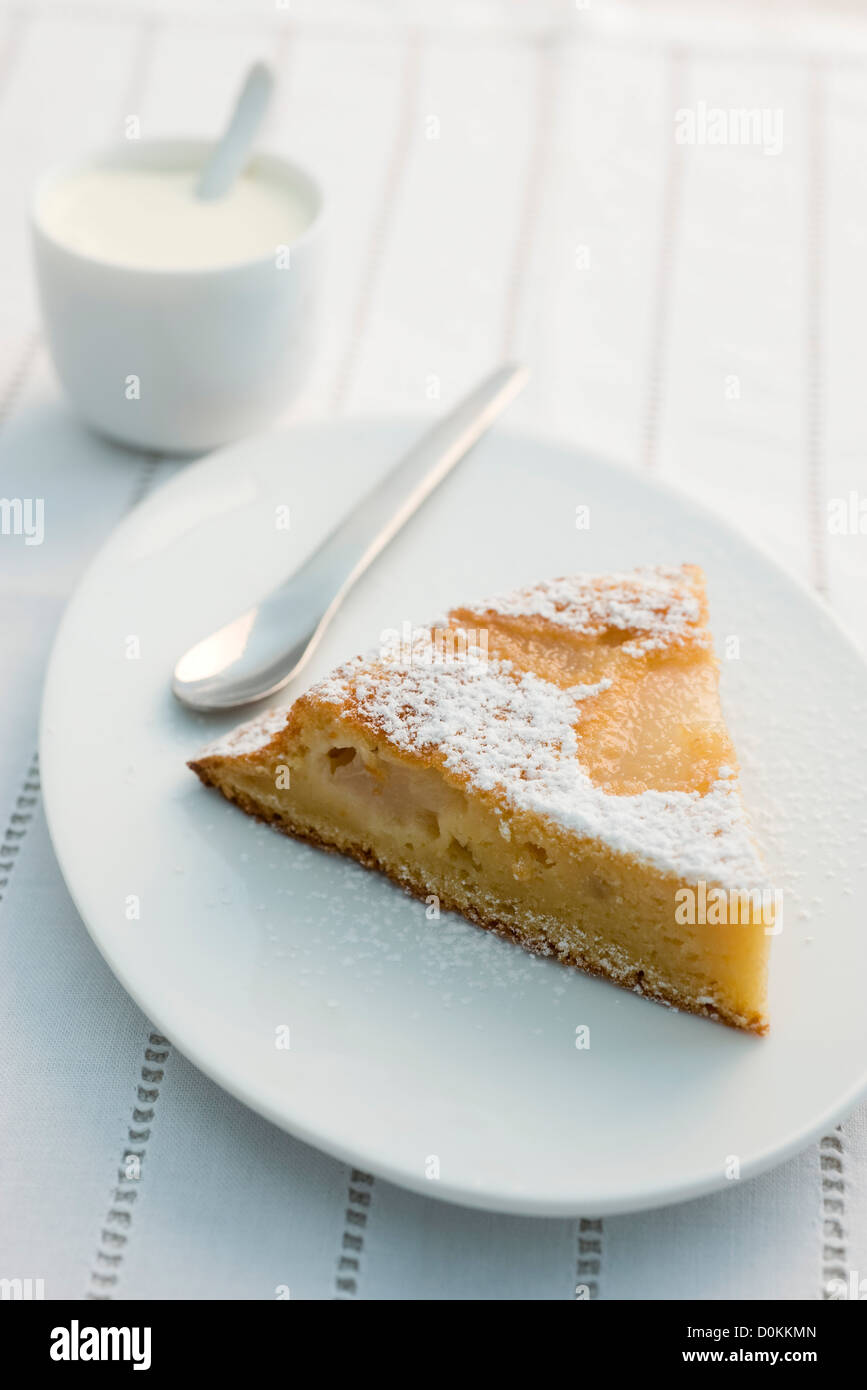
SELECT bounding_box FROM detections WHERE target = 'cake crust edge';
[189,754,769,1037]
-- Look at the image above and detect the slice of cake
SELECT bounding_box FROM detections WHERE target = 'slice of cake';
[190,565,773,1032]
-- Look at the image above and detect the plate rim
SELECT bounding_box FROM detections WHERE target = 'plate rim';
[39,414,867,1217]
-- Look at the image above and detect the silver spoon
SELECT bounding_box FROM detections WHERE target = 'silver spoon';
[172,362,529,712]
[196,61,275,201]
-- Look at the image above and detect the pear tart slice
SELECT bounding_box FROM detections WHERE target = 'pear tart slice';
[190,566,772,1032]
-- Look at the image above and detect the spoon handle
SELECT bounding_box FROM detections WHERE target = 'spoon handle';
[196,62,275,201]
[173,363,529,711]
[303,361,530,623]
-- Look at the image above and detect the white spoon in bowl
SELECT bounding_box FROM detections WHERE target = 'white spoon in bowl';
[196,61,275,201]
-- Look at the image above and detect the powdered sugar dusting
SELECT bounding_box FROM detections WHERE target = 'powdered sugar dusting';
[197,705,288,759]
[194,569,764,886]
[470,566,709,656]
[313,633,763,886]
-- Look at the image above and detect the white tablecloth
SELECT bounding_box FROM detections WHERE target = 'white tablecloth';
[2,0,866,1300]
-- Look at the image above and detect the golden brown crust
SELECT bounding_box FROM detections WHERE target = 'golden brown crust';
[188,755,767,1036]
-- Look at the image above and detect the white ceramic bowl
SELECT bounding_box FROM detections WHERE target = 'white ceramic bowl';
[31,139,324,453]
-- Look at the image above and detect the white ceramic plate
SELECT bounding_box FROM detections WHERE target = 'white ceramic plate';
[41,419,867,1216]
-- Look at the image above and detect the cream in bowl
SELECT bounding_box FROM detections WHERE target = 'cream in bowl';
[38,164,314,271]
[32,141,323,452]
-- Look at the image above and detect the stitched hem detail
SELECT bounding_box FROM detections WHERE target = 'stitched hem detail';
[334,1169,375,1298]
[575,1216,603,1300]
[86,1031,172,1299]
[0,753,40,905]
[820,1128,847,1299]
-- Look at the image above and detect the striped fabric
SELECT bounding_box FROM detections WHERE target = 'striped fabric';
[0,0,865,1300]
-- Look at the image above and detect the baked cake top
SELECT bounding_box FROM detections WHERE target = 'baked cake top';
[200,566,764,888]
[471,565,711,657]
